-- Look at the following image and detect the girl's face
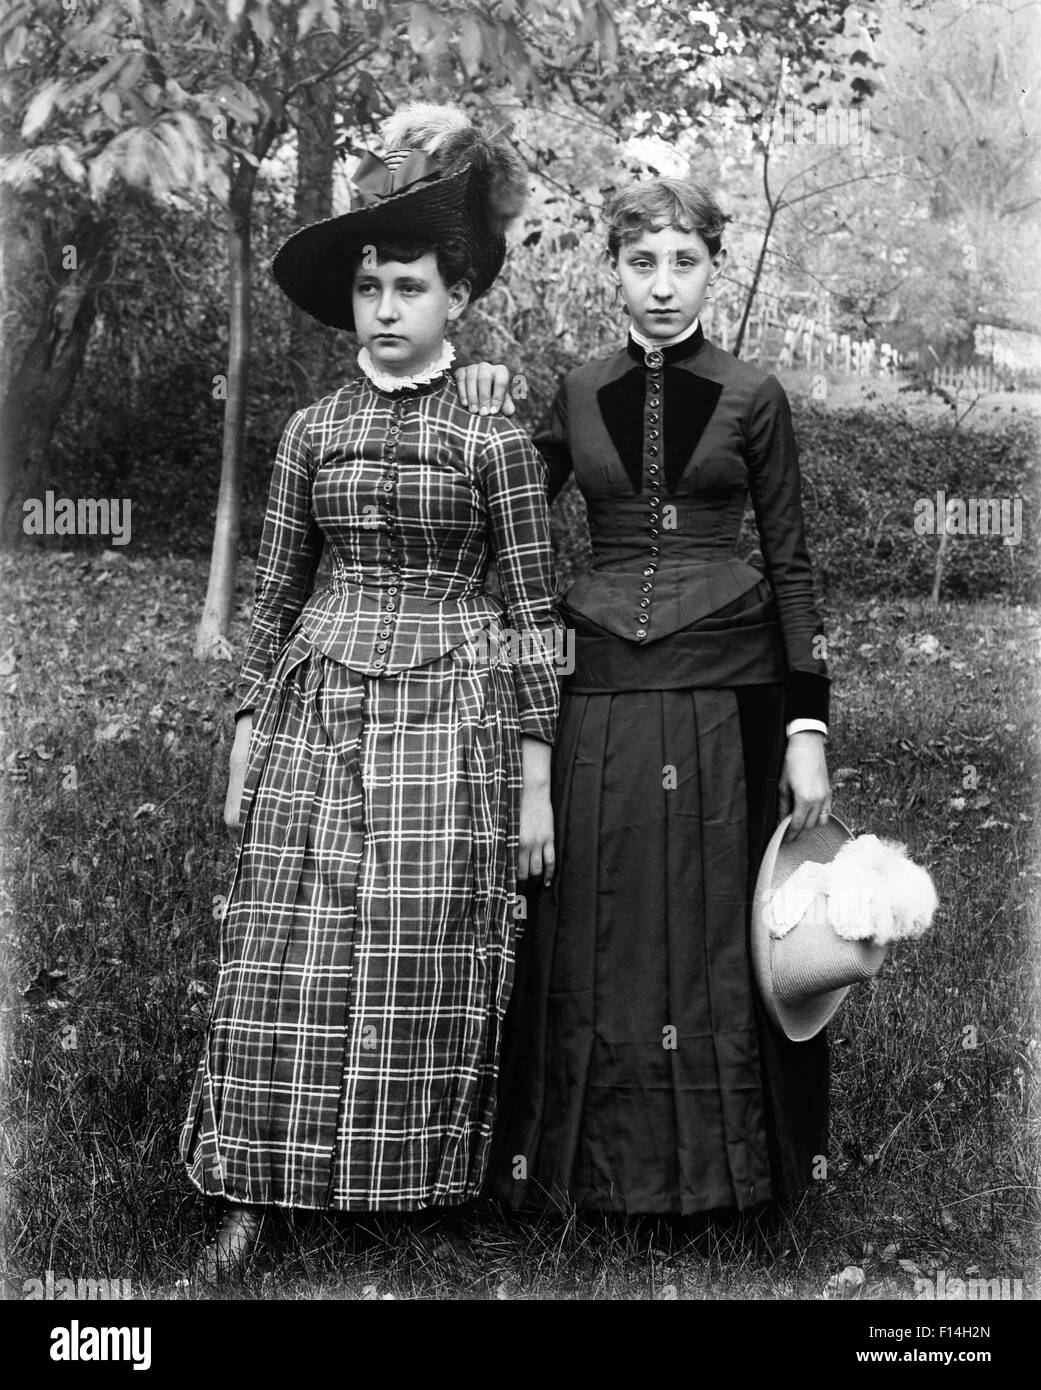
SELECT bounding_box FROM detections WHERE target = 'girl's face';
[613,225,725,341]
[352,252,470,376]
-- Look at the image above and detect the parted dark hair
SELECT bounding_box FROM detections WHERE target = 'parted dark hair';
[605,179,728,259]
[348,236,476,292]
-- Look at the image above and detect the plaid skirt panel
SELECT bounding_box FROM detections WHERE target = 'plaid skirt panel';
[180,621,522,1209]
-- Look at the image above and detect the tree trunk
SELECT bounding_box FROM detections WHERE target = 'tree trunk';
[288,78,338,408]
[0,200,112,548]
[930,515,948,605]
[194,157,258,659]
[733,196,778,361]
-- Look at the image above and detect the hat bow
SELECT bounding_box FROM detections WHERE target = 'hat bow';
[349,148,443,208]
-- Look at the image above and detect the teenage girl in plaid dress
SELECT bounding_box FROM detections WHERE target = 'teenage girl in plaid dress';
[181,106,560,1272]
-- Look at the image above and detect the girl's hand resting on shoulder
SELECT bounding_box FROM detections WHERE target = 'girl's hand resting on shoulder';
[778,730,832,839]
[454,362,516,416]
[224,713,253,841]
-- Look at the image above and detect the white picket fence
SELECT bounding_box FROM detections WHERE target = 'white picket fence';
[923,362,1006,393]
[710,310,900,375]
[708,310,1017,391]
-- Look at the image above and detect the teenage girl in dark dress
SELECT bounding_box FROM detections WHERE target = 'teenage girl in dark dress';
[457,178,832,1218]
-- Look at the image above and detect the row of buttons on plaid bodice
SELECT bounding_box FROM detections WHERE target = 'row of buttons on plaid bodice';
[635,348,665,642]
[372,399,407,671]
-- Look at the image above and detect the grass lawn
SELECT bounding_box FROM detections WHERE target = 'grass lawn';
[0,549,1037,1300]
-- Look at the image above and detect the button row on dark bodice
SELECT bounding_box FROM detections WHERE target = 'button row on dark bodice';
[372,400,407,672]
[635,352,665,642]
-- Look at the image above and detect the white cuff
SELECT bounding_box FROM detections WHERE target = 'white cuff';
[786,718,828,738]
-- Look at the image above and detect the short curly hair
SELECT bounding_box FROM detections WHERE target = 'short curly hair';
[605,179,728,259]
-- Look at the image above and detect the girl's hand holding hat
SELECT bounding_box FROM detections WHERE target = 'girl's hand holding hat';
[779,729,831,839]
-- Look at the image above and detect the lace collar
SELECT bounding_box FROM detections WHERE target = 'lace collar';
[357,340,457,393]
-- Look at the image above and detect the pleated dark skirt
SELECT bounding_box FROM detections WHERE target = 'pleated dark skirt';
[487,596,828,1215]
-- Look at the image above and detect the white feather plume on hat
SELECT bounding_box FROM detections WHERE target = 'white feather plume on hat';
[766,833,939,947]
[381,102,471,154]
[380,101,528,232]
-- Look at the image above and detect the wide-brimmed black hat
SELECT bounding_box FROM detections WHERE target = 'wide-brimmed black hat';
[271,104,527,332]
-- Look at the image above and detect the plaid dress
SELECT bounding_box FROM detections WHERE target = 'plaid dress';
[181,369,560,1210]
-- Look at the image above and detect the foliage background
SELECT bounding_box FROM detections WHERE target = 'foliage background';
[49,205,1040,602]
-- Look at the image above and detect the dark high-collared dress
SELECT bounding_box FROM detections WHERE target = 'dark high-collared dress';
[180,369,560,1211]
[488,323,831,1215]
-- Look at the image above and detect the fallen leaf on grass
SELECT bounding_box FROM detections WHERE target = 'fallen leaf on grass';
[898,632,950,663]
[95,717,135,743]
[22,968,71,1006]
[823,1265,864,1300]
